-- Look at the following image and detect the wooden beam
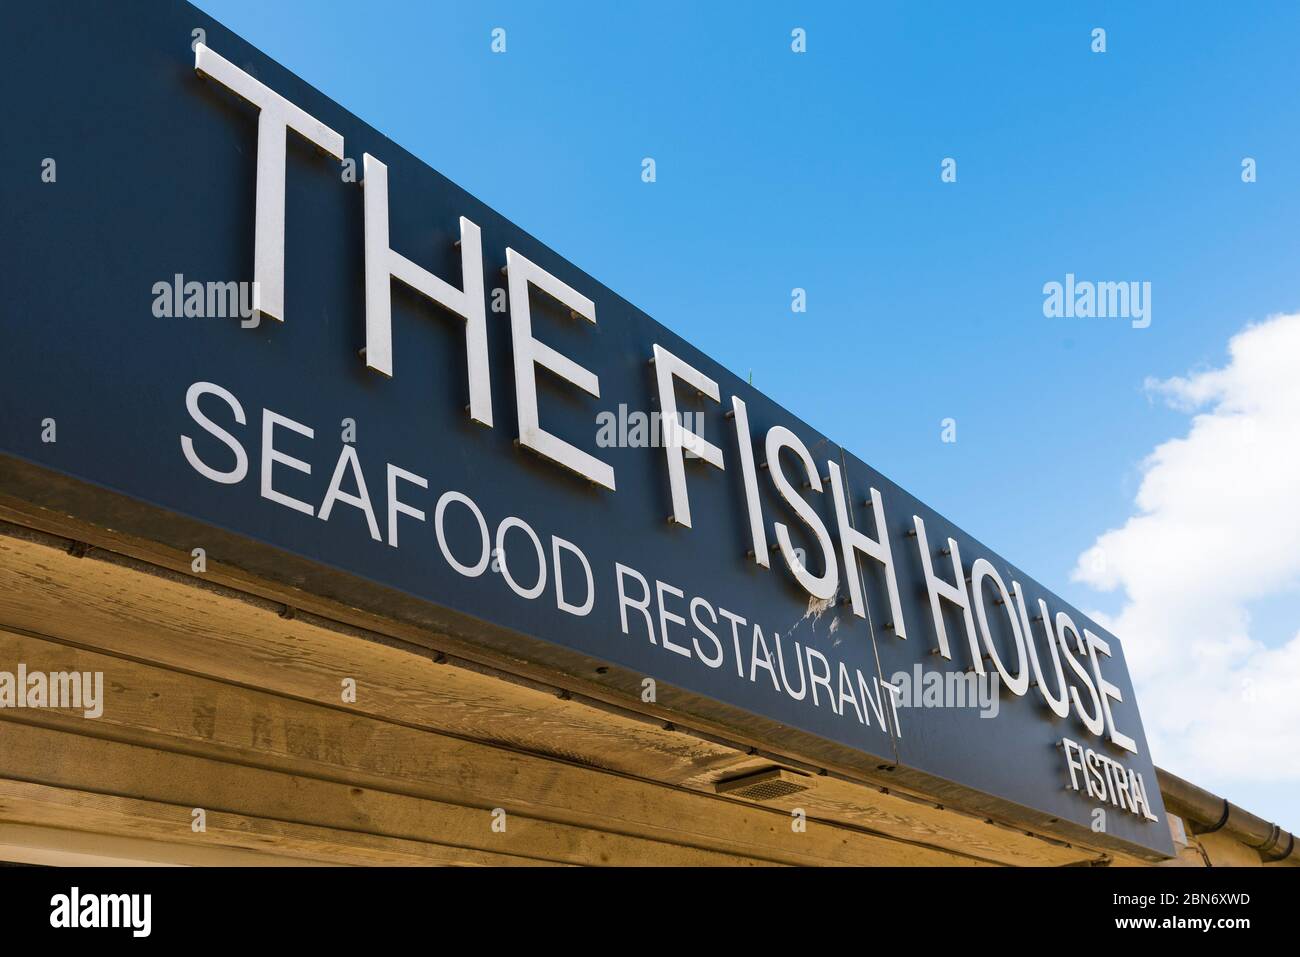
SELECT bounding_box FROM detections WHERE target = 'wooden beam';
[0,517,1092,866]
[0,781,557,866]
[0,721,787,867]
[0,629,990,866]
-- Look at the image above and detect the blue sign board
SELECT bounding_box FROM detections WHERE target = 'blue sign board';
[0,1,1172,857]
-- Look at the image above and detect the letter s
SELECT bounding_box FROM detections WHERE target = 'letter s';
[181,381,248,484]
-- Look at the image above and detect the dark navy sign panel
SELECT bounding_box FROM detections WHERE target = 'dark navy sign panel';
[0,1,1172,858]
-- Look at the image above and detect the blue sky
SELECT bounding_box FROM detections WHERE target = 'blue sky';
[192,0,1300,828]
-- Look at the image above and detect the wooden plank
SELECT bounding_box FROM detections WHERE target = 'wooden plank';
[0,629,988,866]
[0,781,557,866]
[0,720,791,866]
[0,521,1088,865]
[0,528,728,779]
[0,819,340,867]
[0,498,754,773]
[679,756,1094,866]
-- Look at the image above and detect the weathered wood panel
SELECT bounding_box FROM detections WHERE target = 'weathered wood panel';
[0,628,985,866]
[0,780,555,866]
[0,721,786,866]
[0,512,1103,866]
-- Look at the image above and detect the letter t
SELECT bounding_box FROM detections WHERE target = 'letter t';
[195,44,345,324]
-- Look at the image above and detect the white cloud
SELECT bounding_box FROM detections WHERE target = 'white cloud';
[1073,312,1300,806]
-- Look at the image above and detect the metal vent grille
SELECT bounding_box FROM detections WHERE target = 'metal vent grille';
[713,768,812,802]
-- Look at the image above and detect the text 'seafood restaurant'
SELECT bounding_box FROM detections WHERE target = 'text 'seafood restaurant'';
[0,0,1293,891]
